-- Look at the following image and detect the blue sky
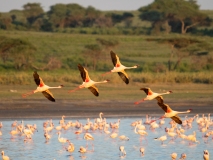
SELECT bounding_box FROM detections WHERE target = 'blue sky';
[0,0,212,12]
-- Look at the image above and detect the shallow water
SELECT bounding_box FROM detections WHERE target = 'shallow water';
[0,116,212,160]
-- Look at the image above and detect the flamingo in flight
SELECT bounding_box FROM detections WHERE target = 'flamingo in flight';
[102,51,138,84]
[68,64,109,96]
[22,71,63,102]
[135,87,172,105]
[150,96,191,124]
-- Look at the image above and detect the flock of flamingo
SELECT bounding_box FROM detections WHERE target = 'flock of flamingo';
[0,50,211,160]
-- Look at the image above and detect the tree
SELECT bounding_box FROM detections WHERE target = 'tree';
[83,6,101,27]
[139,0,209,34]
[48,4,67,28]
[83,44,102,70]
[146,37,213,71]
[0,36,36,69]
[23,3,44,26]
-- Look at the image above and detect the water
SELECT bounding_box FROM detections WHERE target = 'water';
[0,116,212,160]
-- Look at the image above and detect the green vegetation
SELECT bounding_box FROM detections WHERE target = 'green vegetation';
[0,30,212,85]
[0,1,213,36]
[0,1,213,86]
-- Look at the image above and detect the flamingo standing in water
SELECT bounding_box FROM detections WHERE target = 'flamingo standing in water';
[119,146,126,157]
[84,133,94,151]
[69,64,109,96]
[1,151,10,160]
[22,71,63,102]
[203,150,209,160]
[135,87,172,105]
[150,96,191,124]
[102,51,138,84]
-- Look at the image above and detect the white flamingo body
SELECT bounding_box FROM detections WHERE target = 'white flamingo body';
[151,96,191,124]
[57,132,67,143]
[22,71,63,102]
[154,135,167,144]
[135,88,172,104]
[69,64,109,96]
[102,51,138,84]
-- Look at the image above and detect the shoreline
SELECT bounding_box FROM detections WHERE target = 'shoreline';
[0,99,212,119]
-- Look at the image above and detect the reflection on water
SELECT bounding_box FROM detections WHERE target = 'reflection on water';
[0,116,212,160]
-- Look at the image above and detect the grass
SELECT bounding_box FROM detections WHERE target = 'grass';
[0,82,212,104]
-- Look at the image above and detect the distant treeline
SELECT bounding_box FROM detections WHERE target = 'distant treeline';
[0,0,213,36]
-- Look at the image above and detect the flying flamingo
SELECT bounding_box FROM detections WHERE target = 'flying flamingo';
[135,87,172,105]
[102,50,138,84]
[150,96,191,124]
[68,64,109,96]
[1,151,10,160]
[22,71,63,102]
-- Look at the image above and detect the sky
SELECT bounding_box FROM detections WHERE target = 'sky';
[0,0,212,12]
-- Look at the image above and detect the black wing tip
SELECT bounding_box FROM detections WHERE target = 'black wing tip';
[50,98,55,102]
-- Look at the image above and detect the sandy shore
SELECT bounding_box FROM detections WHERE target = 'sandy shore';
[0,98,212,119]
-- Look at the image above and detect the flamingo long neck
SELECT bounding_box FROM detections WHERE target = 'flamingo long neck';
[94,81,108,85]
[99,114,102,121]
[134,125,138,134]
[124,66,137,70]
[48,86,62,89]
[177,111,190,114]
[58,132,61,139]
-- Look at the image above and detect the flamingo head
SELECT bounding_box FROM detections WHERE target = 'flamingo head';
[204,150,209,155]
[181,153,187,159]
[187,109,192,112]
[169,90,173,93]
[59,85,64,88]
[134,65,139,68]
[105,79,110,82]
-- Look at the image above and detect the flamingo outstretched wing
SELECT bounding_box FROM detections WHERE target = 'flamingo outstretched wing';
[118,71,129,84]
[140,87,151,95]
[155,96,164,104]
[110,51,121,67]
[78,64,91,82]
[42,90,55,102]
[171,116,182,124]
[156,97,172,113]
[88,86,99,97]
[33,71,45,87]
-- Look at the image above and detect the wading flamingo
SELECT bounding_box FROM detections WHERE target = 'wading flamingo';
[84,133,94,151]
[135,87,172,105]
[150,96,191,124]
[1,151,10,160]
[119,146,126,157]
[22,71,63,102]
[69,64,109,96]
[203,150,209,160]
[102,51,138,84]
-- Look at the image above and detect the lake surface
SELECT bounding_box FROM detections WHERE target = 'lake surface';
[0,116,212,160]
